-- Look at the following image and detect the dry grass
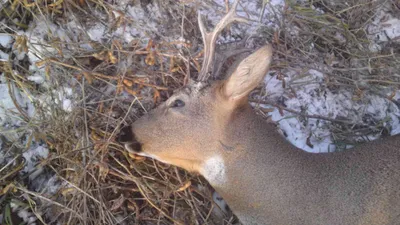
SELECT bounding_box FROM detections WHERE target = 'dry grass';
[0,0,399,224]
[264,0,400,143]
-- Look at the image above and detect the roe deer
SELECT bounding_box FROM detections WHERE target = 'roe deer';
[118,1,400,224]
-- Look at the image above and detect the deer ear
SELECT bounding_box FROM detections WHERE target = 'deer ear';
[223,45,273,101]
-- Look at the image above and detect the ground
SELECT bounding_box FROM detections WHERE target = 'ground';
[0,0,400,224]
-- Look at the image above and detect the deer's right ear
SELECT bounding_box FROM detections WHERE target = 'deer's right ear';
[222,45,273,102]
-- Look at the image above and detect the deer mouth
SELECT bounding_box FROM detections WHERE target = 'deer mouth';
[117,126,143,153]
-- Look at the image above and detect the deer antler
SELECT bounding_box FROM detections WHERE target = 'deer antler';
[197,0,249,81]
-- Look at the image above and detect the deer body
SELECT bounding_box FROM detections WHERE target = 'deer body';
[206,105,400,225]
[118,1,400,224]
[120,72,400,224]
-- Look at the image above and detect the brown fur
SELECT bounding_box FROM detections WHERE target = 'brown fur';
[121,45,400,225]
[215,105,400,225]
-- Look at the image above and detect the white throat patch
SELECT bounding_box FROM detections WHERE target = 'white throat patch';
[200,156,227,186]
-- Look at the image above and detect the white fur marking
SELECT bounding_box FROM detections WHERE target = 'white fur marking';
[124,145,168,163]
[136,151,170,164]
[200,156,227,186]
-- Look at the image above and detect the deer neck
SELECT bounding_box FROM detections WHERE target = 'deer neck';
[219,104,305,165]
[201,104,312,221]
[200,103,306,184]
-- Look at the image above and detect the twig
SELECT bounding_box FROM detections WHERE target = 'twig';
[250,98,359,125]
[16,186,84,220]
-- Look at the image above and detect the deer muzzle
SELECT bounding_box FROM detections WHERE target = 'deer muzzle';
[117,125,143,153]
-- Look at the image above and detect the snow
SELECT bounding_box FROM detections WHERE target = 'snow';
[10,200,39,225]
[114,26,139,44]
[27,74,45,84]
[260,69,400,153]
[41,175,62,195]
[0,50,9,60]
[35,86,75,113]
[0,83,18,126]
[367,3,400,51]
[0,80,34,127]
[17,209,37,224]
[0,14,74,223]
[87,23,107,42]
[22,145,49,174]
[196,0,285,44]
[57,87,74,112]
[62,99,72,112]
[0,34,13,48]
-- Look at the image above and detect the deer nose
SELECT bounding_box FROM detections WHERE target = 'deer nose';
[117,126,134,143]
[117,126,142,153]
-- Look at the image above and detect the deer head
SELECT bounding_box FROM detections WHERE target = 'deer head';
[118,0,272,180]
[119,45,272,170]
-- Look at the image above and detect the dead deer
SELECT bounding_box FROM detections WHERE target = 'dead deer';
[118,1,400,224]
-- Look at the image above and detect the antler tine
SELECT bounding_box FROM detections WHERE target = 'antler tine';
[197,0,249,81]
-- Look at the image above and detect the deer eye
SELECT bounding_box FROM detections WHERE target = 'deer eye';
[170,99,185,108]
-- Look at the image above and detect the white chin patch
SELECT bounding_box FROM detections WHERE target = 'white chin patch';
[200,155,227,187]
[124,143,134,153]
[133,151,170,165]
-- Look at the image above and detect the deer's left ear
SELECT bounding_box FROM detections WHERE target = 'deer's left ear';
[223,45,273,102]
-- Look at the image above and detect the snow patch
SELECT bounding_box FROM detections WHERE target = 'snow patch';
[0,80,34,127]
[197,0,285,43]
[0,34,13,48]
[36,86,75,113]
[261,69,400,153]
[27,74,45,84]
[367,3,400,51]
[87,23,107,42]
[62,99,72,112]
[22,145,49,174]
[0,50,9,60]
[10,199,39,225]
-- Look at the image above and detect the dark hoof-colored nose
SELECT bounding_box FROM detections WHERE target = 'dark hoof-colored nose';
[118,126,134,143]
[117,126,142,153]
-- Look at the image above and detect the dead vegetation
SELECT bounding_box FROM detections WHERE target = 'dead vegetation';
[264,0,400,144]
[0,0,399,224]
